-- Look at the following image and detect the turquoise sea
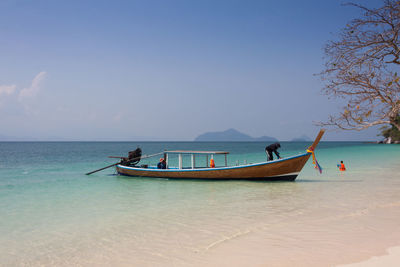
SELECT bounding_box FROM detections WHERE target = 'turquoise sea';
[1,141,400,266]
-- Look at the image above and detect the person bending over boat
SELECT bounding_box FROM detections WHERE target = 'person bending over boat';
[157,158,166,169]
[265,143,281,161]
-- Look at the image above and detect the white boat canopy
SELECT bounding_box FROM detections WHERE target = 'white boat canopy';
[163,150,229,169]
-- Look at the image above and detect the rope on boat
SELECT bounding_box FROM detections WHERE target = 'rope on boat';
[306,147,322,174]
[138,152,165,161]
[132,152,164,160]
[108,152,164,161]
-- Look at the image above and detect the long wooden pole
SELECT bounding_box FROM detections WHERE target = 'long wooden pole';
[85,162,119,175]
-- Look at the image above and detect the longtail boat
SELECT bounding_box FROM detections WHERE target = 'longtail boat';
[113,130,325,181]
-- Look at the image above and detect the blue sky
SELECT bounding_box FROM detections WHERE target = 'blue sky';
[0,0,384,141]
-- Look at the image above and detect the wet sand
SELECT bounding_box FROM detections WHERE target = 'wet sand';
[193,199,400,267]
[338,246,400,267]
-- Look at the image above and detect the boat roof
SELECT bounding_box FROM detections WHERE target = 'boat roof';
[164,150,229,155]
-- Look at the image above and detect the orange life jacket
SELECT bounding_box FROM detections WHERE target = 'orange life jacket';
[339,163,346,171]
[210,159,215,168]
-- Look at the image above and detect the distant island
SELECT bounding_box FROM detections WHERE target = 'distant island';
[194,128,278,142]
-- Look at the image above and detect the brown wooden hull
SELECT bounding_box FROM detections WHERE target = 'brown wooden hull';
[116,153,311,181]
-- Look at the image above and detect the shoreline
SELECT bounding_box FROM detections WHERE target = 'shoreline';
[338,245,400,267]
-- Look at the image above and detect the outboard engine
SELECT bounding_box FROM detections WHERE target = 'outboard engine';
[120,148,142,166]
[127,148,142,166]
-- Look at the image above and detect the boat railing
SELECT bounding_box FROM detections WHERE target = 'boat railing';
[163,150,230,169]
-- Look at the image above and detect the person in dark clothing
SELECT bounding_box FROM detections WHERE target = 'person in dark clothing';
[265,143,281,161]
[157,158,166,169]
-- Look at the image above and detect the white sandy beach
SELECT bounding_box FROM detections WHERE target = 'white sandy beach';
[194,207,400,267]
[338,246,400,267]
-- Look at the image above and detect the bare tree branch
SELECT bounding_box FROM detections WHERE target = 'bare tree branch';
[318,0,400,132]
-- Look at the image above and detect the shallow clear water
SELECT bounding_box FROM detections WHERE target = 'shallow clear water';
[1,141,399,266]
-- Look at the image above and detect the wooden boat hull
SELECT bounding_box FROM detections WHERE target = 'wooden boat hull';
[116,153,311,181]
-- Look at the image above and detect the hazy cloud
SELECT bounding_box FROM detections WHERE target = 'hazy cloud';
[18,71,47,100]
[0,85,16,96]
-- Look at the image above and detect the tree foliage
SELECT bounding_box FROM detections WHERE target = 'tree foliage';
[319,0,400,131]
